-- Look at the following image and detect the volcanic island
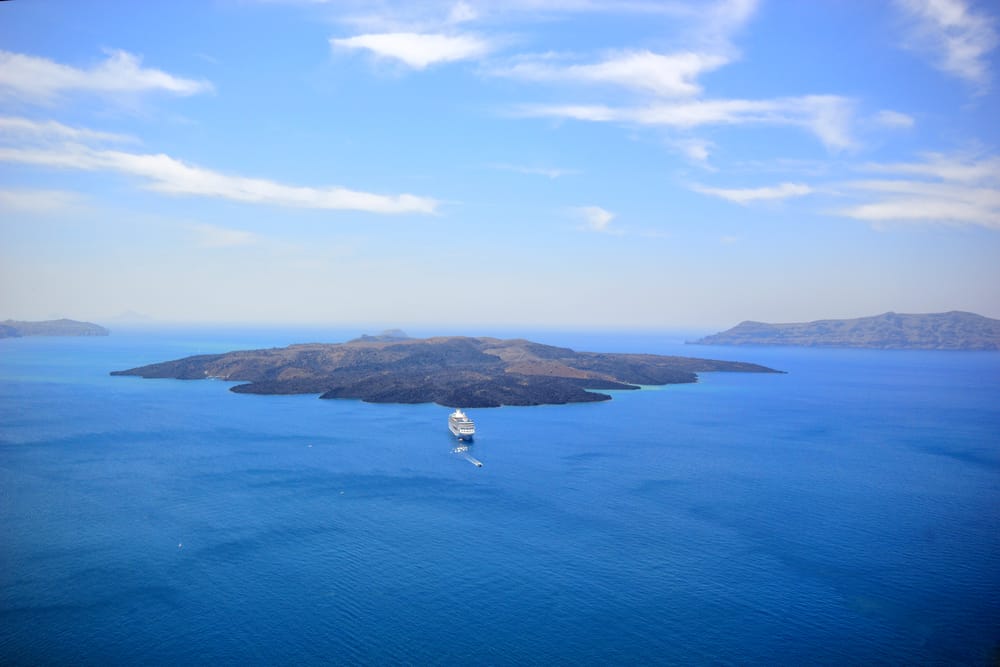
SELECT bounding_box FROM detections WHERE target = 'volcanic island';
[691,311,1000,350]
[1,318,109,338]
[111,333,781,408]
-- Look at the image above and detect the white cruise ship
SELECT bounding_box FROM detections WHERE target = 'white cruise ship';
[448,409,475,441]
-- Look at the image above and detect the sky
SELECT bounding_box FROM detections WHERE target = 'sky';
[1,0,999,330]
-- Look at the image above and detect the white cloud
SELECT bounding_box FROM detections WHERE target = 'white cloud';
[493,0,699,13]
[331,32,492,69]
[837,153,1000,228]
[448,1,478,24]
[575,205,616,232]
[793,96,857,151]
[0,145,439,214]
[333,0,708,28]
[489,162,579,178]
[894,0,998,87]
[873,109,916,128]
[520,95,857,151]
[686,153,1000,228]
[699,0,760,49]
[675,138,713,164]
[495,50,729,97]
[188,223,261,248]
[0,49,213,103]
[468,0,758,29]
[523,103,616,122]
[691,182,814,205]
[0,116,135,144]
[839,187,998,226]
[332,0,758,61]
[0,188,83,213]
[862,152,1000,182]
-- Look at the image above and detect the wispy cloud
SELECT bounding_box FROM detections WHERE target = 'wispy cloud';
[0,116,136,144]
[519,95,857,151]
[489,162,579,178]
[894,0,998,88]
[840,181,1000,226]
[332,0,711,29]
[873,109,916,129]
[331,32,493,69]
[0,188,84,213]
[448,1,478,24]
[861,151,1000,182]
[672,137,715,166]
[693,0,759,52]
[691,182,814,205]
[575,205,616,232]
[464,0,760,38]
[688,152,1000,228]
[837,153,1000,228]
[488,0,711,15]
[187,223,261,248]
[0,49,213,103]
[333,0,756,69]
[0,145,439,214]
[0,119,438,215]
[481,0,868,156]
[494,50,729,97]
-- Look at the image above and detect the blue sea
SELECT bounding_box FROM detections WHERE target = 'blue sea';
[1,328,999,665]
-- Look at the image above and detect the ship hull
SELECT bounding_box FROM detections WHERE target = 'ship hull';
[448,409,475,441]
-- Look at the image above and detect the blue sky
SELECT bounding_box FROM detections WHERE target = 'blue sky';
[1,0,998,329]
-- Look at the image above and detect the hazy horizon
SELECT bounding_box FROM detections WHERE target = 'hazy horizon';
[2,1,999,327]
[6,310,999,338]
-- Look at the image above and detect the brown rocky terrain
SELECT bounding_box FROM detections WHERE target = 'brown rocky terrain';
[111,335,780,407]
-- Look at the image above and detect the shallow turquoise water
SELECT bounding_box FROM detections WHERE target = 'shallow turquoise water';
[1,330,998,664]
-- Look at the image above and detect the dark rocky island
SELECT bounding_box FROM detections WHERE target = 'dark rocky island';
[1,318,109,338]
[691,311,1000,350]
[111,335,780,408]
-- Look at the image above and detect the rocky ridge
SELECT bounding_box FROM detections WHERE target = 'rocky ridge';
[112,335,780,407]
[1,319,109,338]
[691,311,1000,350]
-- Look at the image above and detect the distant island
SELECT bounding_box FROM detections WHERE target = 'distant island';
[112,334,780,408]
[691,311,1000,350]
[1,318,109,338]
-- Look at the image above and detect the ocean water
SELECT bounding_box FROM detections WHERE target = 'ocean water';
[1,329,998,665]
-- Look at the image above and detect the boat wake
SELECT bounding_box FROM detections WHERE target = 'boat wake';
[452,445,483,467]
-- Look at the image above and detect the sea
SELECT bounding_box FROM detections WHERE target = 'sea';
[1,327,998,665]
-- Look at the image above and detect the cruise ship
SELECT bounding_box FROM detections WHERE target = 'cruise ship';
[448,409,475,441]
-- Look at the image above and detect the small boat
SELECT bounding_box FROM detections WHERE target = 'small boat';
[448,409,475,441]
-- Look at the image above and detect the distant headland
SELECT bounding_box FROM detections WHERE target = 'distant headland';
[1,319,109,338]
[111,334,781,408]
[691,311,1000,350]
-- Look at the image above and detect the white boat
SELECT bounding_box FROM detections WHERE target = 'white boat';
[448,409,475,441]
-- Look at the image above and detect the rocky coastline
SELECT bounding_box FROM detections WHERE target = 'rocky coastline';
[112,335,780,408]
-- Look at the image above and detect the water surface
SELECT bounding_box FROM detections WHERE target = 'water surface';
[2,330,998,664]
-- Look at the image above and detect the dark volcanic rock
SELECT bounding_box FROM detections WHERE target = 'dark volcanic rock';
[691,311,1000,350]
[112,335,781,408]
[1,318,109,338]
